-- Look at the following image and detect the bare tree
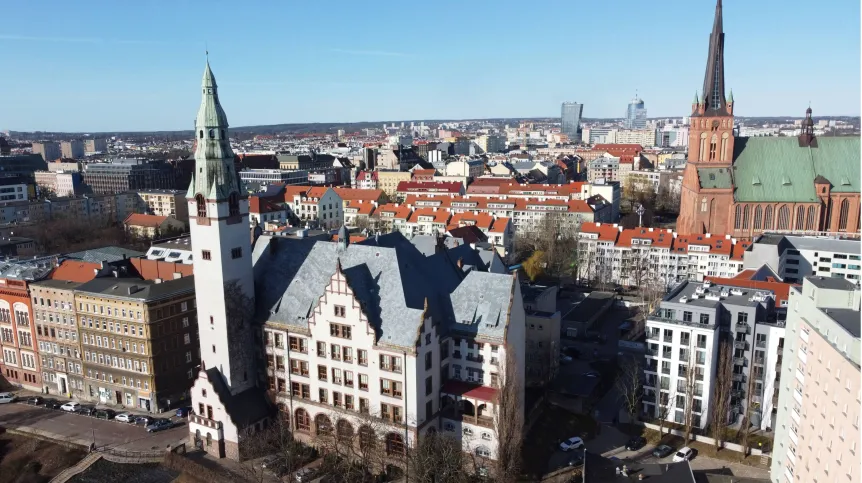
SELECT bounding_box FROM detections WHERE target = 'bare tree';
[615,357,643,423]
[710,339,733,450]
[740,356,758,456]
[681,343,699,444]
[655,387,677,439]
[239,412,313,483]
[493,347,523,482]
[409,432,471,483]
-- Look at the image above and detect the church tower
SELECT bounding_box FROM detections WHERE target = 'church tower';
[187,58,256,396]
[678,0,736,234]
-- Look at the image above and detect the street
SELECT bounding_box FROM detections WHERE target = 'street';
[0,401,188,452]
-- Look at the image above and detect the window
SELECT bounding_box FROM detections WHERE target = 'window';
[699,313,709,324]
[344,371,354,387]
[330,323,351,339]
[838,199,850,231]
[332,368,342,385]
[289,336,307,353]
[317,341,326,357]
[228,192,240,217]
[333,305,346,317]
[425,376,433,396]
[764,205,773,229]
[358,349,368,366]
[683,311,692,322]
[777,205,790,230]
[231,247,242,259]
[330,344,341,360]
[425,352,432,370]
[318,365,327,381]
[753,205,763,229]
[380,354,402,373]
[201,250,211,261]
[319,388,328,404]
[345,394,354,410]
[380,379,402,398]
[195,194,206,218]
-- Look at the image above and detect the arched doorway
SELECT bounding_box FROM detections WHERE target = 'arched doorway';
[295,408,311,432]
[336,419,354,442]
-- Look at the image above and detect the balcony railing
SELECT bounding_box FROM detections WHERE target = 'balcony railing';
[776,346,784,355]
[466,354,484,363]
[733,357,747,366]
[190,413,222,430]
[679,353,690,362]
[440,407,494,429]
[647,349,658,357]
[646,333,659,341]
[735,323,750,334]
[732,373,746,383]
[452,352,462,360]
[734,341,748,350]
[755,341,767,349]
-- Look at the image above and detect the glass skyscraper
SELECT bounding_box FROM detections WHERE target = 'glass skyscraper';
[561,102,583,140]
[625,97,647,129]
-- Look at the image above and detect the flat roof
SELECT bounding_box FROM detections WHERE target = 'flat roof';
[806,275,857,291]
[825,308,861,338]
[665,281,761,309]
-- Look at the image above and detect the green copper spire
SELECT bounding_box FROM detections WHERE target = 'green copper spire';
[727,89,733,103]
[693,91,699,104]
[188,57,242,201]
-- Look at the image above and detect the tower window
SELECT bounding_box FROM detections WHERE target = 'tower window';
[199,130,203,139]
[220,129,225,139]
[231,247,242,259]
[228,192,240,217]
[196,194,206,219]
[201,250,211,261]
[208,129,215,139]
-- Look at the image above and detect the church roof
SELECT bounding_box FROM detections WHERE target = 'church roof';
[696,167,733,189]
[732,136,860,203]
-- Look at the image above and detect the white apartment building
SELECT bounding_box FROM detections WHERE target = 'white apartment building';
[238,168,309,186]
[743,234,861,285]
[475,134,506,154]
[445,159,485,179]
[771,277,860,483]
[249,196,287,227]
[620,169,674,193]
[291,187,343,230]
[137,189,189,224]
[257,231,525,467]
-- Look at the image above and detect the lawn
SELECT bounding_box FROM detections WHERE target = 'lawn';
[0,431,86,483]
[521,405,598,478]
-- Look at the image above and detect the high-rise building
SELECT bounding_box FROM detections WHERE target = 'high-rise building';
[625,97,647,129]
[771,276,860,483]
[32,142,61,163]
[84,139,108,153]
[561,102,583,140]
[61,141,85,159]
[83,159,176,194]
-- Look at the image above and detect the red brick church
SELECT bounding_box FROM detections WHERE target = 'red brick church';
[677,0,860,238]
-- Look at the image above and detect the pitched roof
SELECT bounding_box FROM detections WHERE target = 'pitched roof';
[333,187,385,201]
[408,207,450,224]
[489,217,511,233]
[49,260,102,283]
[697,167,733,189]
[396,181,462,194]
[732,136,861,202]
[66,246,145,263]
[129,258,194,281]
[448,212,495,230]
[249,196,284,214]
[283,185,311,201]
[447,225,488,244]
[703,275,795,306]
[344,200,376,215]
[123,213,169,228]
[616,227,674,249]
[374,203,412,220]
[579,222,622,242]
[673,233,734,256]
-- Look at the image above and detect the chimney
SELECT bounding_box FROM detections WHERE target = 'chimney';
[173,272,182,279]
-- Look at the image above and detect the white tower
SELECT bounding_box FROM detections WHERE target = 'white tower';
[187,58,255,396]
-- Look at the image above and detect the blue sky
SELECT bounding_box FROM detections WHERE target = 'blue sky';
[0,0,858,132]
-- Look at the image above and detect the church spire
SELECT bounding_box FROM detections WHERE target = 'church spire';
[699,0,728,115]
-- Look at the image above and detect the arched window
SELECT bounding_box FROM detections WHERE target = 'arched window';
[359,425,377,450]
[764,206,773,230]
[806,206,817,231]
[228,192,240,217]
[475,446,491,458]
[795,206,805,230]
[206,433,212,447]
[199,130,203,139]
[195,194,206,219]
[753,206,763,230]
[294,408,310,432]
[336,419,354,441]
[315,414,332,435]
[385,433,405,456]
[777,205,790,230]
[838,199,850,231]
[708,135,717,161]
[220,129,225,139]
[208,129,215,139]
[734,205,743,230]
[742,205,750,229]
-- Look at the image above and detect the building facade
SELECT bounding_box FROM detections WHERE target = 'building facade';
[30,280,86,398]
[83,159,177,194]
[137,190,190,223]
[742,234,860,285]
[32,142,61,163]
[561,102,583,140]
[625,97,647,129]
[61,141,85,159]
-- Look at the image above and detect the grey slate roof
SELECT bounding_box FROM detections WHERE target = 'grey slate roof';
[75,276,195,302]
[0,257,56,281]
[824,308,860,338]
[66,246,144,263]
[252,232,516,348]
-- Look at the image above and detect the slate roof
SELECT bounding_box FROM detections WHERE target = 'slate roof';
[66,246,144,263]
[252,232,516,348]
[732,136,861,202]
[75,276,196,302]
[696,167,733,189]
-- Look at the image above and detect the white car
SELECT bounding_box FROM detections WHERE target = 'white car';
[0,392,16,404]
[60,402,80,412]
[673,446,694,462]
[559,436,584,452]
[115,412,134,423]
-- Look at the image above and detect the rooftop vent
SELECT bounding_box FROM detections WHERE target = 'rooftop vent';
[752,176,761,186]
[782,177,791,186]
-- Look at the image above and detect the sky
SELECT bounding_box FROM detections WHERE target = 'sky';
[0,0,859,132]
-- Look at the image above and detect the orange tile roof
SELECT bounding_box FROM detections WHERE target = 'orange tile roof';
[283,186,311,201]
[49,260,102,283]
[616,227,674,248]
[373,203,412,220]
[130,258,193,281]
[124,213,168,228]
[579,222,622,242]
[673,234,734,256]
[331,234,368,243]
[489,217,511,233]
[412,169,436,176]
[249,196,283,214]
[408,207,451,224]
[344,200,376,215]
[448,211,495,230]
[731,241,751,260]
[334,187,385,201]
[396,181,462,194]
[703,276,795,306]
[593,143,644,154]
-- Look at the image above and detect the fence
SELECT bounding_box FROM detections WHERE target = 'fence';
[640,422,764,456]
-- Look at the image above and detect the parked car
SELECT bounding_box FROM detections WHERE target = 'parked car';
[582,371,601,378]
[42,399,62,409]
[146,419,174,432]
[26,396,43,405]
[175,407,193,418]
[673,446,694,462]
[567,451,585,467]
[115,412,134,423]
[559,436,585,452]
[94,409,115,420]
[294,468,318,482]
[135,416,155,426]
[559,355,573,364]
[625,436,646,451]
[0,392,16,404]
[77,405,96,416]
[60,402,80,412]
[652,444,674,459]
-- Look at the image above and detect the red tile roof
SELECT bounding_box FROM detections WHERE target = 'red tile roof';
[489,217,511,233]
[673,234,734,256]
[408,207,451,224]
[396,181,462,194]
[49,260,102,283]
[283,186,311,201]
[249,196,284,214]
[579,222,622,242]
[334,187,385,201]
[373,203,412,220]
[593,143,644,154]
[616,227,674,248]
[703,276,795,306]
[731,241,751,260]
[123,213,168,228]
[448,212,495,230]
[344,200,376,215]
[129,258,193,281]
[441,380,498,402]
[412,169,436,176]
[331,234,368,243]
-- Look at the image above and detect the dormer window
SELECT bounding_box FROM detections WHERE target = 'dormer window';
[196,194,206,219]
[228,193,240,217]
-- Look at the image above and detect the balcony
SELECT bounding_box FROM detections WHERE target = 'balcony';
[440,406,494,429]
[732,389,746,398]
[733,357,747,366]
[755,341,767,349]
[646,333,659,341]
[776,346,784,355]
[679,353,690,363]
[190,413,222,431]
[732,373,746,383]
[734,341,748,350]
[735,323,750,334]
[772,394,779,405]
[647,349,658,357]
[452,351,462,360]
[466,354,484,363]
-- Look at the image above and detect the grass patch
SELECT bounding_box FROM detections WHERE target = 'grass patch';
[521,405,598,478]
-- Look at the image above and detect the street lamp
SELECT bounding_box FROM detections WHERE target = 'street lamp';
[636,204,645,228]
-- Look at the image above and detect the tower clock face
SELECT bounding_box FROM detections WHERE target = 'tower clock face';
[712,120,720,129]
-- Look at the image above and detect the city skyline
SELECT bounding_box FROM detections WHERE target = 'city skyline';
[0,0,859,132]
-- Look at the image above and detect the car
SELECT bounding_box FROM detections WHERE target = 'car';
[115,412,135,423]
[175,407,193,418]
[146,419,174,432]
[0,392,17,404]
[583,371,601,378]
[673,446,694,462]
[559,436,585,452]
[135,416,155,426]
[559,355,573,364]
[60,402,80,412]
[652,444,674,459]
[625,436,646,451]
[26,396,43,406]
[42,399,62,409]
[77,405,96,416]
[294,468,317,482]
[94,409,115,420]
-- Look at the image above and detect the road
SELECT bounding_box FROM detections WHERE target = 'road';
[0,401,188,452]
[609,442,771,479]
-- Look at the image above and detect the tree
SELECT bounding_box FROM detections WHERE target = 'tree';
[239,412,314,483]
[409,432,471,483]
[740,353,758,456]
[681,343,699,444]
[514,213,580,282]
[493,347,523,482]
[709,339,733,450]
[615,357,642,423]
[522,251,545,282]
[655,387,676,439]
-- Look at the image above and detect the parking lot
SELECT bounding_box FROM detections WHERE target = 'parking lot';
[0,398,189,452]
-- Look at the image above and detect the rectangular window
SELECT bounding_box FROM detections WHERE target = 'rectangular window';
[332,368,342,385]
[333,305,346,317]
[319,388,328,404]
[359,374,369,390]
[358,349,368,366]
[231,247,242,259]
[333,392,342,408]
[318,365,327,381]
[380,354,403,373]
[344,370,354,387]
[425,376,433,396]
[201,250,211,261]
[330,344,341,360]
[329,323,351,339]
[345,394,354,411]
[425,351,432,370]
[343,347,353,363]
[380,379,403,398]
[289,336,307,353]
[359,398,369,414]
[317,341,326,357]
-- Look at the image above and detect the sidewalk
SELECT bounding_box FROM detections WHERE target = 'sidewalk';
[9,388,177,418]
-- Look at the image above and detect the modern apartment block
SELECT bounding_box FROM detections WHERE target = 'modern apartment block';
[743,234,861,285]
[771,276,860,483]
[84,139,108,153]
[83,159,177,194]
[75,277,199,411]
[136,189,190,223]
[644,279,788,431]
[61,141,85,159]
[32,142,61,163]
[35,171,84,197]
